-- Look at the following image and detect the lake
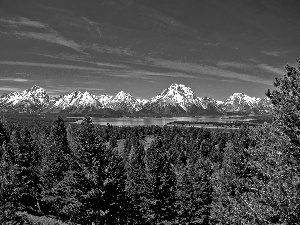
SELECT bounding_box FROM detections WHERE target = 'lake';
[68,115,259,126]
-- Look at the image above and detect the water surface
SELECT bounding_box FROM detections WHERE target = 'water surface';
[69,116,256,126]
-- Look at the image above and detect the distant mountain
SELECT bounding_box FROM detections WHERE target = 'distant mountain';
[106,91,142,112]
[142,83,223,115]
[219,93,272,114]
[0,84,273,115]
[51,91,104,113]
[0,85,55,113]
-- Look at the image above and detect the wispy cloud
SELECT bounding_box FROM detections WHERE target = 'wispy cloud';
[0,87,23,92]
[15,72,31,76]
[261,51,285,57]
[0,61,193,80]
[111,70,195,79]
[258,64,285,75]
[86,43,137,57]
[204,42,220,46]
[0,17,47,29]
[0,61,110,72]
[37,53,131,69]
[91,68,196,80]
[0,78,29,82]
[218,61,286,77]
[96,62,131,69]
[1,16,83,52]
[15,31,82,52]
[146,57,273,85]
[217,61,252,70]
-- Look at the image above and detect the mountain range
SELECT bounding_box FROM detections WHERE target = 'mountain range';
[0,84,272,115]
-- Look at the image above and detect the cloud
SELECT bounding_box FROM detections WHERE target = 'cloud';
[96,62,131,69]
[258,64,285,76]
[38,53,131,69]
[146,57,273,85]
[0,78,29,82]
[204,42,220,46]
[0,16,83,52]
[261,51,285,57]
[217,61,252,70]
[0,61,110,72]
[15,31,82,52]
[0,17,47,29]
[15,72,31,76]
[217,61,286,77]
[114,70,195,79]
[0,87,23,92]
[86,44,137,57]
[91,68,196,80]
[0,61,194,80]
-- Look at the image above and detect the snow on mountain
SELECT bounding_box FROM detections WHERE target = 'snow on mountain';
[136,98,149,107]
[143,83,222,115]
[0,84,273,114]
[216,100,224,106]
[148,83,196,108]
[151,83,195,108]
[0,85,54,112]
[221,93,264,114]
[97,94,114,108]
[51,91,103,112]
[196,97,224,113]
[107,91,142,112]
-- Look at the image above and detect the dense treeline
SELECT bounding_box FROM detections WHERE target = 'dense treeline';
[1,59,300,224]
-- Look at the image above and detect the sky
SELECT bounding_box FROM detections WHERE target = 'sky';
[0,0,299,101]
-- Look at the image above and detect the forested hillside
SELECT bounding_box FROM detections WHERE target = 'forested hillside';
[1,59,300,224]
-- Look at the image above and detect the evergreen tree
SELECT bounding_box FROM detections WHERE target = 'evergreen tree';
[0,140,19,223]
[176,158,213,224]
[141,138,176,224]
[8,127,42,214]
[266,57,300,153]
[125,143,146,224]
[39,116,70,215]
[54,116,129,224]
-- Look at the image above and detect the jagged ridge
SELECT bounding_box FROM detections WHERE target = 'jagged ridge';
[0,84,272,115]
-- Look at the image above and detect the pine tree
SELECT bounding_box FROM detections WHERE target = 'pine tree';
[0,124,28,223]
[266,57,300,154]
[125,143,146,224]
[54,116,130,224]
[39,116,71,215]
[141,138,176,224]
[8,127,42,214]
[176,159,213,224]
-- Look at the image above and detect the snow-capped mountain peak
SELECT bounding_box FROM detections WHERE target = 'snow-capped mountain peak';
[27,85,45,93]
[114,91,133,100]
[51,90,103,112]
[152,83,196,107]
[160,83,195,102]
[227,93,260,104]
[0,85,53,112]
[0,84,273,115]
[221,93,262,113]
[107,91,141,112]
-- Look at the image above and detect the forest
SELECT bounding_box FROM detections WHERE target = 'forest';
[0,61,300,225]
